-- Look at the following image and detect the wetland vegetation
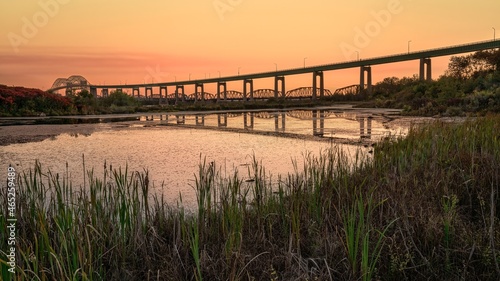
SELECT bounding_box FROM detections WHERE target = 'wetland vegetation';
[1,116,499,280]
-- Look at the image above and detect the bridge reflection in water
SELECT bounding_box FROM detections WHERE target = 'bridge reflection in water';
[141,109,396,141]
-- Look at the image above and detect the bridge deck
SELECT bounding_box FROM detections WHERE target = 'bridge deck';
[49,40,500,91]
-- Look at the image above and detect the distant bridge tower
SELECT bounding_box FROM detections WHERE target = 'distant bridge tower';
[50,75,90,95]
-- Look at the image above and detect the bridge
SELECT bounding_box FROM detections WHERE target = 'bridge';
[49,39,500,102]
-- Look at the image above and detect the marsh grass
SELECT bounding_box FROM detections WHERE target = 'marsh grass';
[1,116,500,280]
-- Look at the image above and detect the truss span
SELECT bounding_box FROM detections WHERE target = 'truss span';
[222,90,244,100]
[286,87,333,98]
[252,89,278,99]
[187,92,216,100]
[334,84,362,95]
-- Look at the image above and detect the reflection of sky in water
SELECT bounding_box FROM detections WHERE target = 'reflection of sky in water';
[0,111,408,207]
[0,127,337,206]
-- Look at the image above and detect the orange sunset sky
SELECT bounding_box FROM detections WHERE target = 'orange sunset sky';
[0,0,499,93]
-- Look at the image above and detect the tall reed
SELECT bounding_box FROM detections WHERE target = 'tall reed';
[1,116,499,280]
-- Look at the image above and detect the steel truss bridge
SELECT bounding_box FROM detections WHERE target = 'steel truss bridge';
[48,40,500,102]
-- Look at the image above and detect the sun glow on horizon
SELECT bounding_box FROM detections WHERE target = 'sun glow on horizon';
[0,0,498,90]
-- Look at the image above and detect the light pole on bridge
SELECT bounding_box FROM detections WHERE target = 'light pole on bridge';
[408,40,412,54]
[274,63,278,71]
[355,51,359,61]
[218,71,221,78]
[493,27,496,40]
[238,67,241,75]
[189,73,191,81]
[303,57,307,68]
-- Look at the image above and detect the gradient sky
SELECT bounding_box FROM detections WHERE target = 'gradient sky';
[0,0,499,92]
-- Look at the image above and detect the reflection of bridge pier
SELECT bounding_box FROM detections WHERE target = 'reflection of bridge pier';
[176,115,185,124]
[312,110,325,136]
[274,113,286,132]
[217,113,227,127]
[358,116,373,138]
[196,115,205,126]
[244,113,254,129]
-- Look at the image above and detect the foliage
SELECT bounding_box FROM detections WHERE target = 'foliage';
[68,90,97,114]
[1,117,500,280]
[99,90,139,107]
[364,49,500,116]
[0,85,74,116]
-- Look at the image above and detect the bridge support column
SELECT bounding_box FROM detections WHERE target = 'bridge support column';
[132,88,140,98]
[145,87,153,98]
[160,86,168,104]
[102,88,109,97]
[312,71,324,99]
[419,58,432,81]
[90,87,97,98]
[274,76,286,99]
[244,113,254,129]
[117,88,123,93]
[243,79,253,102]
[195,83,204,103]
[217,113,227,127]
[360,66,372,94]
[175,85,184,103]
[217,82,226,102]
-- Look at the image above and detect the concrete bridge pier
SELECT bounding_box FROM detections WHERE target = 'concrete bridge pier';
[243,79,254,101]
[312,71,324,99]
[360,66,372,94]
[160,86,168,104]
[102,88,109,97]
[132,88,140,98]
[194,83,205,103]
[145,87,153,98]
[90,87,97,98]
[196,115,205,126]
[244,113,254,129]
[217,82,227,102]
[217,113,227,127]
[274,113,286,132]
[274,76,286,99]
[175,85,184,103]
[419,58,432,81]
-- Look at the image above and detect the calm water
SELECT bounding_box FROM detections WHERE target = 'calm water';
[0,108,408,206]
